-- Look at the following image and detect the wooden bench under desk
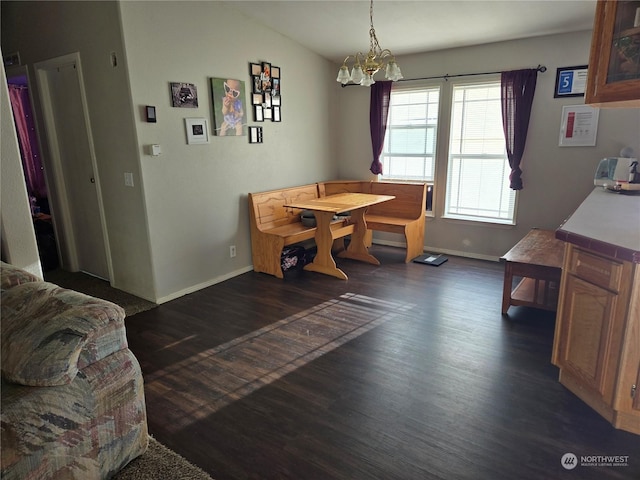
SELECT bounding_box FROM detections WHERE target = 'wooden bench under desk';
[500,228,565,314]
[248,184,352,279]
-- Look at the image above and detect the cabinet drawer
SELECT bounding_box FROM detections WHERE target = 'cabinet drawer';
[569,248,623,292]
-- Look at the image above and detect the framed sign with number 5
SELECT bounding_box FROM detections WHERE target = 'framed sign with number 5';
[554,65,588,98]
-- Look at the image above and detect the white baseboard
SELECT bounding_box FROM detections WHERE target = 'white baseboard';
[372,239,500,262]
[155,265,254,304]
[156,243,499,305]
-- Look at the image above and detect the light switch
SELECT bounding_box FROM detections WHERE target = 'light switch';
[124,172,134,187]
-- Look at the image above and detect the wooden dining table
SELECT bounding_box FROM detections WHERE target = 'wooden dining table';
[284,192,394,280]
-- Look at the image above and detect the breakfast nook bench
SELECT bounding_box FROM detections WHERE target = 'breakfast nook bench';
[248,184,354,279]
[249,180,428,278]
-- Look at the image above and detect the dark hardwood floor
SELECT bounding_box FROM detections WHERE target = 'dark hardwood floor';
[125,245,639,480]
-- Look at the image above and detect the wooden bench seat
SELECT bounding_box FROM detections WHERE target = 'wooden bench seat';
[248,184,319,278]
[366,182,427,262]
[248,184,352,278]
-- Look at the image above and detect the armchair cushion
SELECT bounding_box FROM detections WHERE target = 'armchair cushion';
[0,261,40,291]
[1,282,126,387]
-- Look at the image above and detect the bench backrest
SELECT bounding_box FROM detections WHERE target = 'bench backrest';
[368,182,427,220]
[249,184,319,232]
[318,180,370,196]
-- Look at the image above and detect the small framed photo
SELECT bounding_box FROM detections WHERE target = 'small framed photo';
[263,107,272,120]
[264,92,272,108]
[185,117,210,144]
[254,104,264,122]
[252,93,263,105]
[271,66,280,79]
[272,95,281,106]
[250,63,262,76]
[170,82,198,108]
[248,126,263,144]
[554,65,588,98]
[252,75,262,94]
[146,105,157,123]
[273,106,281,122]
[260,62,272,92]
[272,78,280,97]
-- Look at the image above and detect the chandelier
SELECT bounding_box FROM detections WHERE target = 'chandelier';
[336,0,403,87]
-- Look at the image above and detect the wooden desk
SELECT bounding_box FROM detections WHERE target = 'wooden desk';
[285,193,394,280]
[500,228,564,314]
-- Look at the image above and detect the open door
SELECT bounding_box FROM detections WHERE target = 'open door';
[35,53,111,280]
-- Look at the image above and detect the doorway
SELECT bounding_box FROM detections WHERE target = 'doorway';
[6,66,59,271]
[32,53,111,280]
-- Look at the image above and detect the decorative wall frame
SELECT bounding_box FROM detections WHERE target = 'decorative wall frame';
[184,117,210,144]
[558,105,599,147]
[170,82,198,108]
[554,65,588,98]
[249,61,281,122]
[248,126,263,144]
[211,78,247,136]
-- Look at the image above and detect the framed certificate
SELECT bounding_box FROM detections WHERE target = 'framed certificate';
[554,65,588,98]
[559,105,599,147]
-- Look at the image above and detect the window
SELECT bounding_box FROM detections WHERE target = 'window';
[381,87,439,182]
[444,82,516,224]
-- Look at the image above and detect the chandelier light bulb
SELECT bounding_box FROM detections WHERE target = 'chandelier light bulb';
[336,65,351,84]
[361,74,375,87]
[350,65,365,84]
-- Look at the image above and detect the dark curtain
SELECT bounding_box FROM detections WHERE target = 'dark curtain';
[8,84,47,199]
[369,81,393,175]
[500,69,538,190]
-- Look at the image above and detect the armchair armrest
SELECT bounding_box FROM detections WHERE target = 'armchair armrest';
[1,282,126,387]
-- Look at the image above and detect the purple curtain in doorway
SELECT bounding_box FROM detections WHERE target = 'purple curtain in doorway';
[8,84,47,199]
[369,81,393,175]
[500,69,538,190]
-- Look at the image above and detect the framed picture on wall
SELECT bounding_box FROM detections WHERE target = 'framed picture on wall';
[249,61,282,122]
[184,118,210,144]
[554,65,588,98]
[170,82,198,108]
[248,126,263,144]
[211,77,247,136]
[254,104,264,122]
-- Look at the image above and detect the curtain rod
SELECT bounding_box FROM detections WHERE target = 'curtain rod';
[341,64,547,87]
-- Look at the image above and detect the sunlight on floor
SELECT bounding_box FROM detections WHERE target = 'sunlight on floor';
[144,293,415,432]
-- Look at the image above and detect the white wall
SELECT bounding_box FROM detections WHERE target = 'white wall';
[334,31,640,259]
[0,58,43,278]
[118,1,338,301]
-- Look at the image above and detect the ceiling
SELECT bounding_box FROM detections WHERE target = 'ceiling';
[224,0,597,64]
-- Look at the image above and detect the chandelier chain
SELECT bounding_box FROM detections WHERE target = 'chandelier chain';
[369,0,381,54]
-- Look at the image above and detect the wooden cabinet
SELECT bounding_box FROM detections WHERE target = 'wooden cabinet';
[552,243,640,434]
[585,0,640,107]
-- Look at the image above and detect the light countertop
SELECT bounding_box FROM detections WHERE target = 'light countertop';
[556,187,640,263]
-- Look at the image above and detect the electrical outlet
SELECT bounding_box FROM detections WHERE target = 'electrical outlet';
[229,245,236,258]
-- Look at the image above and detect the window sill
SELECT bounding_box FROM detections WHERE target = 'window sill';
[441,214,516,228]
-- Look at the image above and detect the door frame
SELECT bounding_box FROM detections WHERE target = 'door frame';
[34,52,112,280]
